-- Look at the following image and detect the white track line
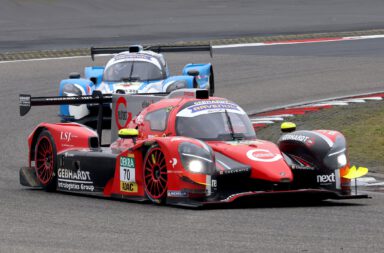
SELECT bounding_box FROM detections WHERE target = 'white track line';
[0,55,90,64]
[2,34,384,64]
[213,34,384,49]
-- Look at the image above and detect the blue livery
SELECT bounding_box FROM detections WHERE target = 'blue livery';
[59,45,214,124]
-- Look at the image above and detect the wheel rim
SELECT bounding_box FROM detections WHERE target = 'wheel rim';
[144,148,167,200]
[35,136,54,185]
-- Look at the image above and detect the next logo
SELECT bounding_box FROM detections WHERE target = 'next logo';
[317,173,336,184]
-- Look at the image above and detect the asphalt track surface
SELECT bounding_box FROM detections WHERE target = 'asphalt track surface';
[1,1,384,252]
[2,0,384,52]
[1,38,384,253]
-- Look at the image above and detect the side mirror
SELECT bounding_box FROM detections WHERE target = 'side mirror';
[281,122,296,133]
[90,77,97,85]
[69,72,81,79]
[187,69,199,77]
[118,128,139,139]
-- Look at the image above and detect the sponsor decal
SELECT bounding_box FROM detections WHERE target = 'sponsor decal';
[188,102,239,113]
[167,190,187,197]
[246,149,282,162]
[135,114,144,124]
[60,131,75,142]
[106,54,163,81]
[222,192,253,202]
[120,182,138,192]
[114,83,140,94]
[113,53,153,62]
[281,134,308,142]
[58,168,91,181]
[57,168,94,192]
[280,134,315,146]
[291,165,315,170]
[115,96,133,129]
[115,83,136,87]
[225,140,265,146]
[166,106,174,112]
[120,155,135,169]
[177,100,246,117]
[120,154,138,193]
[19,95,30,107]
[305,138,315,146]
[167,170,183,174]
[61,144,74,148]
[317,173,336,184]
[317,130,338,136]
[183,92,195,97]
[206,175,211,196]
[170,137,188,142]
[181,188,208,195]
[219,168,250,175]
[142,100,156,108]
[169,158,178,168]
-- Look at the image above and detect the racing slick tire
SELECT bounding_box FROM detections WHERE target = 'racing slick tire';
[34,130,58,191]
[143,145,168,204]
[209,67,214,96]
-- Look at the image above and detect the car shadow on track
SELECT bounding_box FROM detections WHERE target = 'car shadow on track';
[21,188,367,211]
[201,198,366,210]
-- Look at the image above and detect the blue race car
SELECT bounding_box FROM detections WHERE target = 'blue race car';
[59,44,214,125]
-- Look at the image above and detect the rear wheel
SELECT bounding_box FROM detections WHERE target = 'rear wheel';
[209,67,214,96]
[143,145,168,204]
[34,130,57,191]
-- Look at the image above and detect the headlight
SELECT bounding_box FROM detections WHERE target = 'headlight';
[337,153,347,168]
[324,135,348,170]
[166,80,187,92]
[178,142,214,174]
[63,83,82,96]
[188,160,204,173]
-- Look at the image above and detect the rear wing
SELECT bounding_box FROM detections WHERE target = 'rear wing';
[90,44,213,60]
[20,91,111,145]
[19,89,209,143]
[19,92,112,117]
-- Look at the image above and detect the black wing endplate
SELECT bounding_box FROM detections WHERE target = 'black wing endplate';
[19,94,32,117]
[90,44,213,60]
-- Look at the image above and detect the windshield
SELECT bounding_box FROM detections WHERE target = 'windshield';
[175,101,256,141]
[103,61,163,82]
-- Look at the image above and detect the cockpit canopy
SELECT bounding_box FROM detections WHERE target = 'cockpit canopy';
[103,60,165,82]
[175,100,256,141]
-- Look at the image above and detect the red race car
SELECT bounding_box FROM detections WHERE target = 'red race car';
[19,89,368,207]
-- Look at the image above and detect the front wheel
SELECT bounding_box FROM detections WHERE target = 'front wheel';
[34,130,57,191]
[143,145,168,204]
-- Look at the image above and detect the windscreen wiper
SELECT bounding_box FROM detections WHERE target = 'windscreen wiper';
[128,61,134,81]
[224,109,245,141]
[224,109,235,140]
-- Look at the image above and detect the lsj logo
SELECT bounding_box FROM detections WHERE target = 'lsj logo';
[60,131,72,142]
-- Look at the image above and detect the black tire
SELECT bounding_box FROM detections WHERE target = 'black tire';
[34,130,57,191]
[209,66,215,96]
[143,145,168,204]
